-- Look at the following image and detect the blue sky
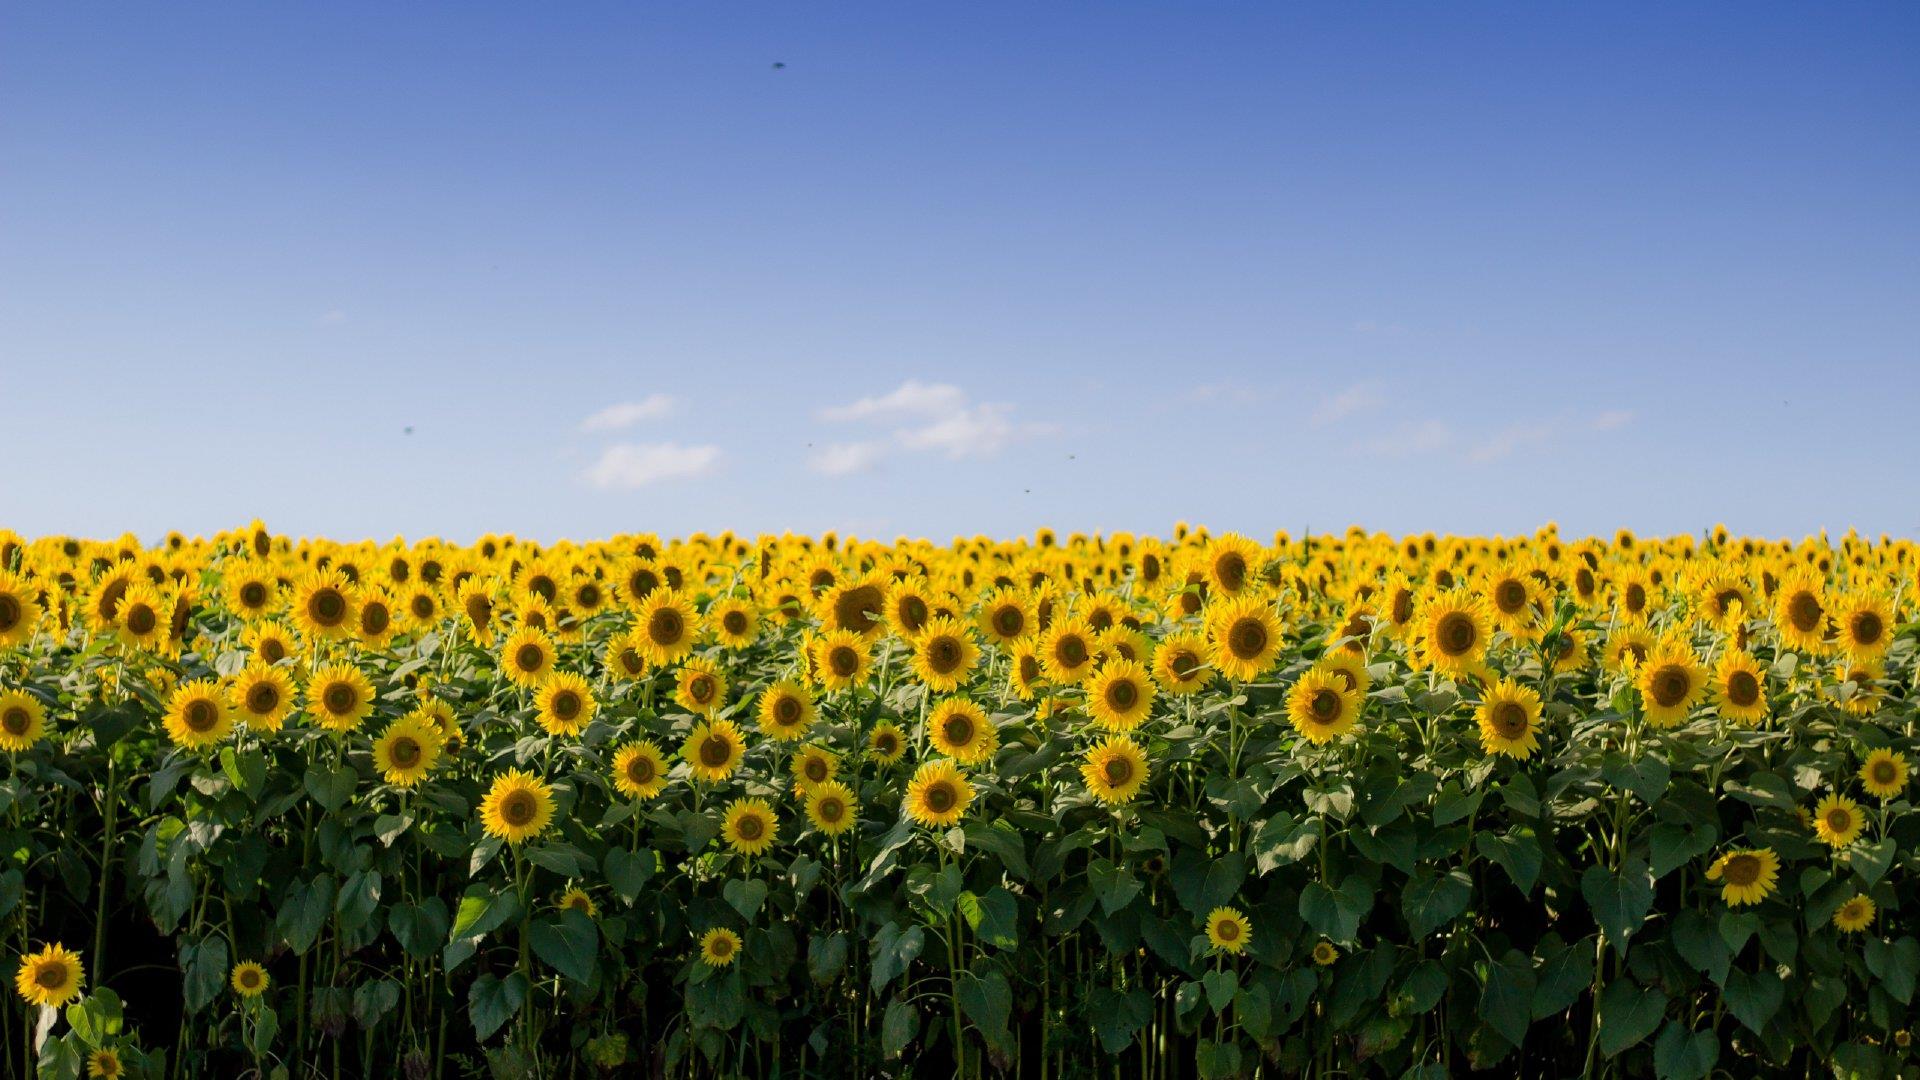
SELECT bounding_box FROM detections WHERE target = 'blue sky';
[2,3,1916,544]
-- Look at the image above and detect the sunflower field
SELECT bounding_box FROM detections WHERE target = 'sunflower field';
[0,523,1915,1079]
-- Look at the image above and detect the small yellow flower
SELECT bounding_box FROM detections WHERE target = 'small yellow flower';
[1833,895,1875,933]
[14,942,84,1008]
[230,961,269,997]
[699,927,742,967]
[1206,907,1251,954]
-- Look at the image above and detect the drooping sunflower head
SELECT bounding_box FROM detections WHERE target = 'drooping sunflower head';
[478,769,555,844]
[535,671,597,737]
[699,927,742,968]
[308,662,374,734]
[230,960,269,998]
[673,659,728,717]
[867,720,907,765]
[164,678,234,749]
[1705,847,1779,907]
[1860,749,1909,801]
[1086,660,1155,732]
[14,942,85,1008]
[755,680,817,741]
[372,718,441,787]
[1205,907,1251,954]
[682,719,747,783]
[1207,595,1285,682]
[905,759,974,828]
[1474,676,1542,760]
[1285,669,1361,746]
[1081,735,1149,805]
[0,691,48,753]
[910,617,979,693]
[722,798,778,858]
[611,740,670,800]
[1812,794,1863,849]
[927,698,998,764]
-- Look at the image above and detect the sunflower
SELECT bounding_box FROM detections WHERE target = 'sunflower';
[1207,595,1285,682]
[372,719,440,787]
[408,698,461,754]
[1613,567,1656,624]
[86,1048,124,1079]
[499,627,556,689]
[905,759,973,827]
[1151,631,1214,695]
[1081,736,1149,805]
[811,630,871,692]
[722,798,778,857]
[867,720,907,765]
[910,617,979,692]
[1086,660,1155,732]
[13,942,84,1008]
[400,585,442,629]
[1414,591,1490,677]
[673,659,728,716]
[84,564,137,631]
[1833,895,1876,933]
[790,745,838,791]
[708,597,760,649]
[634,589,699,666]
[1316,650,1372,697]
[699,927,742,967]
[535,671,597,737]
[598,627,647,682]
[292,569,356,641]
[1286,669,1361,746]
[1482,564,1539,639]
[924,697,997,764]
[1200,534,1263,597]
[114,582,169,651]
[1860,749,1909,801]
[803,780,858,835]
[0,572,45,647]
[816,574,889,640]
[353,586,399,648]
[1205,908,1251,954]
[230,663,297,731]
[1833,593,1894,660]
[242,621,300,665]
[308,662,375,733]
[1711,650,1768,725]
[1706,848,1779,907]
[976,588,1032,645]
[478,769,555,844]
[1311,940,1339,966]
[458,580,499,646]
[611,740,670,800]
[682,719,747,783]
[1006,643,1045,701]
[1773,570,1829,652]
[1833,658,1885,716]
[164,679,233,749]
[1475,676,1542,759]
[0,691,47,752]
[751,680,815,742]
[230,960,269,998]
[1635,636,1706,728]
[1812,794,1864,848]
[557,887,598,918]
[1602,626,1655,673]
[1040,616,1100,685]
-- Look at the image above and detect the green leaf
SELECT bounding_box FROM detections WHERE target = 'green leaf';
[1196,1038,1243,1080]
[335,870,382,933]
[880,999,917,1058]
[1197,851,1248,913]
[303,764,356,814]
[1299,876,1372,943]
[1581,860,1654,953]
[807,933,848,984]
[603,847,656,905]
[529,909,598,984]
[1088,986,1153,1053]
[1863,936,1919,1005]
[372,813,412,847]
[1598,980,1667,1057]
[1403,869,1472,938]
[1721,967,1783,1034]
[1475,827,1543,894]
[467,972,529,1042]
[389,899,449,961]
[183,935,228,1014]
[1531,944,1593,1020]
[1393,960,1448,1016]
[1849,838,1896,888]
[351,980,400,1029]
[1671,910,1730,986]
[973,887,1020,950]
[961,821,1029,879]
[867,922,925,993]
[1652,1020,1718,1080]
[1601,752,1669,805]
[723,878,768,920]
[277,875,335,956]
[65,989,123,1049]
[956,969,1011,1035]
[1202,969,1239,1015]
[1479,954,1535,1047]
[1089,859,1143,915]
[1432,782,1484,826]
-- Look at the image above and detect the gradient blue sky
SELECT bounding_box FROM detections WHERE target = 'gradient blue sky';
[3,4,1916,544]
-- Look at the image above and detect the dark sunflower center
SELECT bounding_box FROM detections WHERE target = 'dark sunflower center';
[529,575,556,603]
[1723,854,1760,885]
[1169,651,1200,679]
[184,699,220,732]
[1058,636,1088,667]
[1650,666,1690,708]
[551,691,581,720]
[709,936,735,958]
[1106,679,1138,711]
[834,585,884,632]
[411,596,435,619]
[1851,611,1884,645]
[1787,591,1824,633]
[627,570,658,599]
[1309,689,1341,722]
[362,605,390,635]
[260,638,287,662]
[1490,701,1529,738]
[942,715,976,746]
[699,735,733,767]
[311,589,346,625]
[1213,919,1240,942]
[1870,761,1896,785]
[874,732,899,755]
[34,962,68,989]
[899,596,929,632]
[618,648,644,674]
[994,607,1023,636]
[927,637,962,673]
[576,584,602,608]
[1436,612,1476,656]
[1103,756,1133,786]
[1624,584,1646,612]
[648,608,684,646]
[1826,808,1853,833]
[627,755,656,785]
[735,814,764,841]
[246,683,281,713]
[324,684,356,715]
[240,583,268,608]
[515,644,545,673]
[390,737,421,767]
[1494,580,1527,614]
[1574,569,1595,598]
[126,605,157,635]
[1215,554,1247,592]
[467,596,493,626]
[500,791,537,827]
[804,758,829,782]
[688,676,715,703]
[774,697,802,725]
[816,796,845,823]
[1019,655,1041,683]
[828,647,859,677]
[1228,618,1268,660]
[2,708,30,735]
[924,782,955,813]
[1726,671,1760,707]
[723,611,748,635]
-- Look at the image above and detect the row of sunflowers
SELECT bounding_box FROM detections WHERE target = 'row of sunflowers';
[0,522,1914,1078]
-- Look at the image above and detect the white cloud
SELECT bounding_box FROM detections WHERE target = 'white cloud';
[1311,382,1384,427]
[808,442,887,476]
[583,442,719,489]
[580,395,677,432]
[818,380,1047,461]
[1591,409,1634,431]
[1365,420,1453,458]
[817,380,967,422]
[1466,424,1553,465]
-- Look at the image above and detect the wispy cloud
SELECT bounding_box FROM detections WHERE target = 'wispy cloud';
[583,442,719,489]
[580,395,677,432]
[818,380,1050,463]
[1311,381,1384,427]
[1466,424,1553,464]
[808,441,887,476]
[1591,409,1634,431]
[1365,420,1453,458]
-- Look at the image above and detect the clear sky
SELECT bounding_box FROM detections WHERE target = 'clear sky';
[2,4,1916,544]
